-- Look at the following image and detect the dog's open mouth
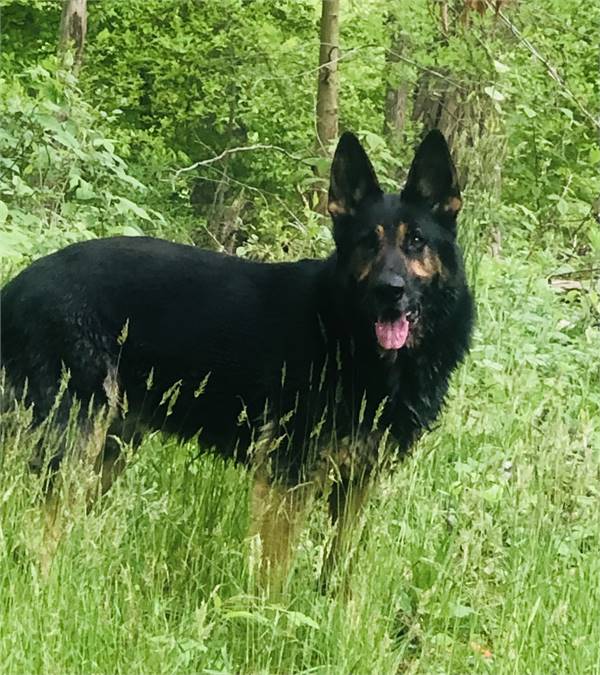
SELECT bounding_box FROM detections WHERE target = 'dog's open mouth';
[375,315,410,350]
[375,310,419,350]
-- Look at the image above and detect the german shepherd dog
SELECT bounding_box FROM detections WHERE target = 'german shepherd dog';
[0,130,474,580]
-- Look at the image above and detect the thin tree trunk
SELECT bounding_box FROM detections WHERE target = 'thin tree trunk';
[383,18,410,155]
[316,0,340,154]
[315,0,340,213]
[59,0,87,72]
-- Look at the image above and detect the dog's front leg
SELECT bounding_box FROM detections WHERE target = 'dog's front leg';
[321,476,371,587]
[249,471,313,589]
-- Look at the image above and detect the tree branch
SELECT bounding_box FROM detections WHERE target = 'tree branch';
[174,144,313,178]
[489,2,600,131]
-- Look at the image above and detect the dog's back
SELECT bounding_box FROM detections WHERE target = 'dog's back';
[1,236,340,472]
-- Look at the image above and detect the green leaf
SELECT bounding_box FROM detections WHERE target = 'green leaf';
[223,610,271,625]
[0,228,29,258]
[11,175,34,197]
[450,603,475,618]
[35,113,62,133]
[0,200,8,226]
[121,224,145,236]
[115,197,152,221]
[75,181,96,201]
[559,107,574,121]
[481,484,503,504]
[284,610,319,630]
[484,86,505,102]
[520,105,537,119]
[53,128,79,151]
[556,198,568,216]
[115,170,146,192]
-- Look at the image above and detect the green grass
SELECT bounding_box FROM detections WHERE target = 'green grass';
[2,246,600,674]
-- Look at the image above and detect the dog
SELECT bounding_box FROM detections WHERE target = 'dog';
[0,130,474,580]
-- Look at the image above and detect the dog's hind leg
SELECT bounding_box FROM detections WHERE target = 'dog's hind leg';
[39,367,126,574]
[75,366,145,505]
[92,416,144,499]
[38,403,117,576]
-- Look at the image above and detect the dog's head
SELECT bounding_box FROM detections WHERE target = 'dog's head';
[328,130,466,353]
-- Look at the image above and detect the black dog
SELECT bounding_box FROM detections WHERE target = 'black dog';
[0,130,474,576]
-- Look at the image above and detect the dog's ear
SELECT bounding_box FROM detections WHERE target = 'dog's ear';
[328,132,382,219]
[401,129,462,227]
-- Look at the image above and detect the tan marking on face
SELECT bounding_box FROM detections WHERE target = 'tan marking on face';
[407,247,444,280]
[328,200,347,216]
[355,259,373,282]
[349,246,374,283]
[350,226,383,282]
[443,196,463,215]
[396,222,407,248]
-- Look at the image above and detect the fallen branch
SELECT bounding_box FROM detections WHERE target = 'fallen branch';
[548,266,600,279]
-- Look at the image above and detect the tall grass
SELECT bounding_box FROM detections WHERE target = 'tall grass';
[1,242,599,674]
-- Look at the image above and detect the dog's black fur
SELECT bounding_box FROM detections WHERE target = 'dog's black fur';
[1,130,473,569]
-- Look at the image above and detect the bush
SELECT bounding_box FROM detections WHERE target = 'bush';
[0,56,166,269]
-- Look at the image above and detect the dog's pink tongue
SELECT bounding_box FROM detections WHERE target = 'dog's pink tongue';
[375,316,410,350]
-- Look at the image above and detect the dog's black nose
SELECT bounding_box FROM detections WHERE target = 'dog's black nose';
[375,272,405,299]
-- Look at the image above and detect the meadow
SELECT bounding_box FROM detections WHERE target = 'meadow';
[2,223,600,674]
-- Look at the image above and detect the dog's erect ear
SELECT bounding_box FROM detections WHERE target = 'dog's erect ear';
[401,129,462,226]
[328,132,383,218]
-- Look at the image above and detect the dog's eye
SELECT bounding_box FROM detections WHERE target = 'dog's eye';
[407,231,425,251]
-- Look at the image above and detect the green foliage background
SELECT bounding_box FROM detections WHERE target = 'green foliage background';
[2,0,597,264]
[0,1,599,673]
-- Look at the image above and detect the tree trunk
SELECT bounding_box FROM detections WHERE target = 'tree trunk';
[314,0,340,214]
[59,0,87,72]
[383,18,410,154]
[316,0,340,155]
[410,1,506,192]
